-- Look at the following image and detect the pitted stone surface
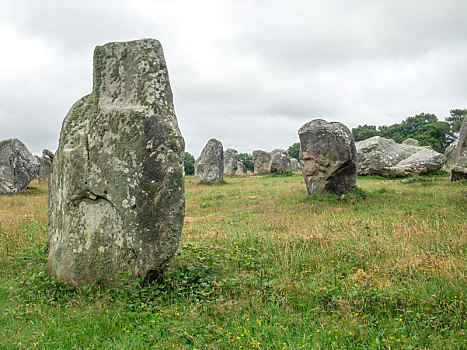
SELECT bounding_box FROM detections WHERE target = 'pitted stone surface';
[451,116,467,181]
[268,149,291,174]
[356,136,445,177]
[195,139,223,183]
[252,150,270,175]
[0,138,39,193]
[48,39,185,287]
[39,149,54,182]
[299,119,357,195]
[235,161,247,175]
[223,148,238,175]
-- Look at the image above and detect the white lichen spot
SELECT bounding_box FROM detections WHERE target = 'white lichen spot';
[122,199,130,208]
[98,246,105,253]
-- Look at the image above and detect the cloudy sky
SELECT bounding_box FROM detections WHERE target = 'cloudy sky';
[1,0,466,157]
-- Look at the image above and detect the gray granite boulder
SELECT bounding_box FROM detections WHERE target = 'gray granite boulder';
[387,148,446,177]
[289,158,301,172]
[223,148,238,175]
[39,149,54,183]
[402,138,420,146]
[0,138,39,193]
[445,140,458,168]
[235,161,247,175]
[451,116,467,181]
[299,119,357,195]
[48,39,185,287]
[356,136,445,177]
[195,139,223,183]
[252,150,270,175]
[268,149,291,174]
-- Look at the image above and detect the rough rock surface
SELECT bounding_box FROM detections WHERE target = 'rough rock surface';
[235,161,247,175]
[299,119,357,195]
[289,158,301,172]
[450,117,467,181]
[0,138,39,193]
[223,148,238,175]
[445,140,458,168]
[402,138,420,146]
[39,149,54,182]
[268,149,291,174]
[252,150,270,175]
[195,139,223,183]
[48,39,185,287]
[387,148,446,177]
[356,136,445,177]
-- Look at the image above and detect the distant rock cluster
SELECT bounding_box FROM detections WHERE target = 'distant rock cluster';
[450,116,467,181]
[0,138,39,193]
[356,136,445,177]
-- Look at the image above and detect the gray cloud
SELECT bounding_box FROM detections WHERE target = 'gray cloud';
[1,0,466,157]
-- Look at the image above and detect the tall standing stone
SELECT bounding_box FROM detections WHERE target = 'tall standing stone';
[235,161,247,175]
[195,139,224,183]
[39,149,54,182]
[223,148,238,175]
[0,138,39,193]
[451,116,467,181]
[48,39,185,287]
[299,119,357,195]
[252,150,270,175]
[268,149,291,174]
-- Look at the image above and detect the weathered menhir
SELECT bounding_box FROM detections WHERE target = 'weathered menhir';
[48,39,185,287]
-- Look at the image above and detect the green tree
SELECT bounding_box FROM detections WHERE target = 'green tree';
[237,153,254,172]
[352,125,380,142]
[287,142,300,159]
[446,109,467,134]
[184,152,195,175]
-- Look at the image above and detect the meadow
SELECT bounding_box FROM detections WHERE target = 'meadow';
[0,173,465,349]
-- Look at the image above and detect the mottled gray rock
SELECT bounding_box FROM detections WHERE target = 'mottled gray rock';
[252,150,270,175]
[48,39,185,287]
[445,140,458,168]
[289,158,301,172]
[195,139,223,183]
[451,116,467,181]
[39,149,54,183]
[388,148,446,177]
[356,136,445,177]
[268,149,291,174]
[223,148,238,175]
[0,138,39,193]
[235,161,247,175]
[299,119,357,195]
[402,138,420,146]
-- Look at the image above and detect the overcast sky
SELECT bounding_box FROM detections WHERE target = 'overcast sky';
[1,0,466,157]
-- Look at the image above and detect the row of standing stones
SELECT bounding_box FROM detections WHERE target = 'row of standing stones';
[0,38,466,287]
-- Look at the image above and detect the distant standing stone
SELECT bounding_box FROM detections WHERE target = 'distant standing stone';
[39,149,54,182]
[223,148,238,175]
[195,139,224,183]
[252,150,270,175]
[235,161,247,175]
[289,158,301,172]
[268,149,291,174]
[445,140,458,169]
[298,119,357,195]
[48,39,185,287]
[450,116,467,181]
[0,138,39,193]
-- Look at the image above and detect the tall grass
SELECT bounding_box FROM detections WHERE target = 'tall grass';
[0,175,465,349]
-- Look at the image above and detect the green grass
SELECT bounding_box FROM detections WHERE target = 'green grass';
[0,177,465,349]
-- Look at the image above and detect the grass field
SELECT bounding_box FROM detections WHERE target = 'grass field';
[0,173,465,349]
